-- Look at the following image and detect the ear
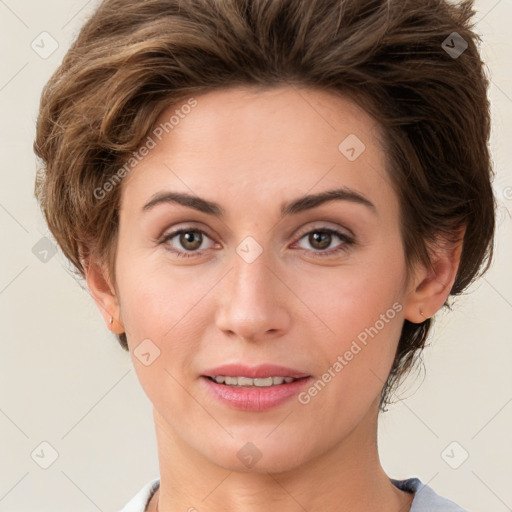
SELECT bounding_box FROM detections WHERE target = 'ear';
[83,256,125,334]
[402,226,466,324]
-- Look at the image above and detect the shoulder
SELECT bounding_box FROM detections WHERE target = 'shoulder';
[119,478,160,512]
[391,477,469,512]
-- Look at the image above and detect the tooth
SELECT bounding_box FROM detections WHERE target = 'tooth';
[254,377,273,387]
[212,375,298,386]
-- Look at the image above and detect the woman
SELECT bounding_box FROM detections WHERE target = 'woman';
[33,0,495,511]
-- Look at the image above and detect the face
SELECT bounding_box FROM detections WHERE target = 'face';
[104,86,418,473]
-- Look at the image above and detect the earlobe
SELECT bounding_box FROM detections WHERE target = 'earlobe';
[403,227,465,324]
[83,257,125,334]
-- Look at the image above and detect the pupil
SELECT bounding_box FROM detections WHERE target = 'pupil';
[311,232,330,249]
[181,231,201,250]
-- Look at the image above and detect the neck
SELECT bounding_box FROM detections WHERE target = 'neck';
[147,397,413,512]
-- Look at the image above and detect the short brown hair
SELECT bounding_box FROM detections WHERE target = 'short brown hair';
[33,0,496,411]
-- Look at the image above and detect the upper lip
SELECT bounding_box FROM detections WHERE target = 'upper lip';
[202,364,310,379]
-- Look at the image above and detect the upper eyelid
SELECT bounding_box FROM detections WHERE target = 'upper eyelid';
[162,223,353,247]
[294,223,353,239]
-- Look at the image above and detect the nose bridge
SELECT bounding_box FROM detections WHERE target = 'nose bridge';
[215,238,290,340]
[230,230,274,299]
[233,246,271,300]
[231,242,276,314]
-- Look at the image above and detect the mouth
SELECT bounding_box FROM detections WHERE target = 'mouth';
[203,375,309,387]
[201,363,311,381]
[199,363,312,410]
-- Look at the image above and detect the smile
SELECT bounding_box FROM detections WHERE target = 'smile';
[209,375,298,386]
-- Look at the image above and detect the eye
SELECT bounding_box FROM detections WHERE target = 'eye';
[159,225,355,259]
[159,227,216,258]
[293,227,355,257]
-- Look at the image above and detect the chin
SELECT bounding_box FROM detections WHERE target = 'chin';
[200,432,315,475]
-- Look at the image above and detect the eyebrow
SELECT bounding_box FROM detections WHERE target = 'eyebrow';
[141,187,377,218]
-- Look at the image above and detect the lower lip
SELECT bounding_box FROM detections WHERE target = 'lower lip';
[200,376,313,412]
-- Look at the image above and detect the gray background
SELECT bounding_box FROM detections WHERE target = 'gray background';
[0,0,511,510]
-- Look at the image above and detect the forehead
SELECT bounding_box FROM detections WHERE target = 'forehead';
[119,85,394,218]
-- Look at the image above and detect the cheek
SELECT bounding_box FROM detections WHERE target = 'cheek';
[306,248,405,394]
[312,245,404,334]
[116,248,199,338]
[115,255,206,402]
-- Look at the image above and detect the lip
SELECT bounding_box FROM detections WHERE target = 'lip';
[200,375,313,412]
[201,363,310,379]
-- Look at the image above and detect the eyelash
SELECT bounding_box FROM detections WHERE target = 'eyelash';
[159,226,355,259]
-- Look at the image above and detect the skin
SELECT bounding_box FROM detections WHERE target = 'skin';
[85,86,463,512]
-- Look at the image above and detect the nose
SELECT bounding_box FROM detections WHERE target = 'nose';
[215,247,292,343]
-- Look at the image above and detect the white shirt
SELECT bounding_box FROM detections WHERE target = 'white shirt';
[119,477,468,511]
